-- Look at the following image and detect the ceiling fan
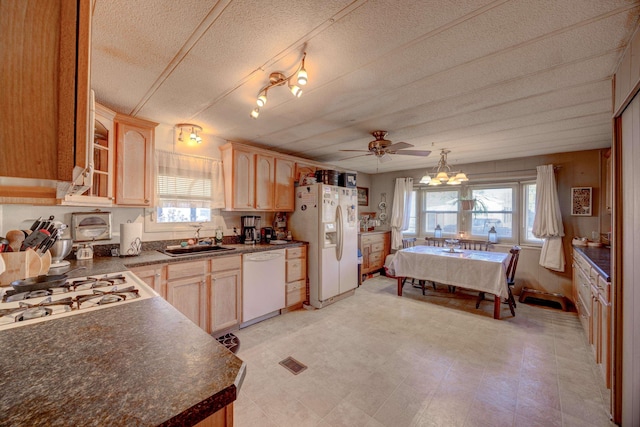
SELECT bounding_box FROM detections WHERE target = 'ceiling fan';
[340,131,431,163]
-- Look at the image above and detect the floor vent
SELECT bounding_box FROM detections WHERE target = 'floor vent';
[279,356,307,375]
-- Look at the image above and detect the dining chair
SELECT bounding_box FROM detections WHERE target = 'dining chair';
[459,239,494,251]
[400,237,431,294]
[476,245,520,316]
[424,237,445,247]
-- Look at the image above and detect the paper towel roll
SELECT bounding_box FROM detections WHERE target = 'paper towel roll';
[120,222,142,256]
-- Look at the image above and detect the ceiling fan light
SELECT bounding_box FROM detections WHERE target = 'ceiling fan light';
[297,68,308,86]
[196,135,202,144]
[455,172,468,181]
[256,92,267,107]
[250,108,260,119]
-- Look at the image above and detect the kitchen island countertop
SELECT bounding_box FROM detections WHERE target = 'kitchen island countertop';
[0,295,245,426]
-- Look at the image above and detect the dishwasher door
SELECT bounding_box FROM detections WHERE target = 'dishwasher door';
[242,249,286,326]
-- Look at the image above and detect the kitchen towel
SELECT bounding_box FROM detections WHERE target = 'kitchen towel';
[120,222,142,256]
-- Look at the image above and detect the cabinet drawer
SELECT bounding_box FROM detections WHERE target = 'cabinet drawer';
[369,252,383,266]
[361,235,383,246]
[286,258,306,282]
[286,279,306,307]
[371,242,385,253]
[210,255,242,273]
[167,260,207,281]
[286,246,306,259]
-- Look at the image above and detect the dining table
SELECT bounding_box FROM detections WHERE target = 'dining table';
[390,245,510,319]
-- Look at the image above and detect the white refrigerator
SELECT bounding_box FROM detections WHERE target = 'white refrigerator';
[289,184,358,308]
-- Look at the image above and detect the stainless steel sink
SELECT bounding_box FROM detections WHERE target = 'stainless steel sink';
[160,245,235,257]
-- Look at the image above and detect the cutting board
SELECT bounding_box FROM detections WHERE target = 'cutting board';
[0,249,42,286]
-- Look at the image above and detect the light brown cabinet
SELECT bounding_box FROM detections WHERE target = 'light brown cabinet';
[285,246,307,308]
[0,0,91,202]
[166,260,208,330]
[275,158,295,211]
[210,255,243,335]
[220,142,299,212]
[255,154,275,210]
[114,114,157,206]
[572,249,611,388]
[129,264,166,298]
[359,232,391,278]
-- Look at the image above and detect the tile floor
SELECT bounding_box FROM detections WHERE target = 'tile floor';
[232,276,615,427]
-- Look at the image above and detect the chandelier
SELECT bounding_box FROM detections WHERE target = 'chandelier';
[250,52,308,119]
[419,149,469,186]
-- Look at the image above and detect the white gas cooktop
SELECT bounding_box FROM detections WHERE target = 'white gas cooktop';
[0,270,157,331]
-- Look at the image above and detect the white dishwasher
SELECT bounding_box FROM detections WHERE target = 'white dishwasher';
[241,249,286,327]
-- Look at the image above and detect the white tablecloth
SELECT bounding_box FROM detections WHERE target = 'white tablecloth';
[391,245,509,298]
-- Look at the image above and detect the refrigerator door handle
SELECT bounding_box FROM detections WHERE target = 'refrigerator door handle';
[336,205,344,261]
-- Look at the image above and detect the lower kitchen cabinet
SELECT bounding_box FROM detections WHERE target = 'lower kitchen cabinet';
[129,264,166,298]
[358,231,390,279]
[285,245,307,308]
[166,260,208,331]
[210,255,242,335]
[572,249,611,388]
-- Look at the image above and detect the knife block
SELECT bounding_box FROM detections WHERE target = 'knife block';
[0,250,44,286]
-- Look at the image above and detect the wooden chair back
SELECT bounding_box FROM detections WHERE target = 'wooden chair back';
[402,237,417,249]
[424,237,445,247]
[506,245,521,285]
[459,240,493,251]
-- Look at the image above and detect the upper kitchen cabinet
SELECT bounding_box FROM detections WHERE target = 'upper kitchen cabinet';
[220,144,256,210]
[274,158,295,211]
[0,0,92,184]
[220,141,321,212]
[60,102,116,206]
[114,114,157,206]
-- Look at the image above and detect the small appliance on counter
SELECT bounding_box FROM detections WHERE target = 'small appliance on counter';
[241,215,260,244]
[76,243,94,260]
[261,227,274,243]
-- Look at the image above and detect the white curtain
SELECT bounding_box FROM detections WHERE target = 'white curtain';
[532,164,565,272]
[390,177,413,250]
[155,150,225,209]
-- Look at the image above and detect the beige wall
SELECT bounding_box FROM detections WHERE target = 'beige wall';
[368,149,611,301]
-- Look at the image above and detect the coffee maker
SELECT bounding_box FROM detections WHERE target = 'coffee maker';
[241,216,260,244]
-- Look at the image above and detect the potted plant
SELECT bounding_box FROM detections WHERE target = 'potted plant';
[459,197,488,211]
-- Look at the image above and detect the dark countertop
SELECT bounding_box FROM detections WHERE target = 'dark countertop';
[0,241,310,425]
[0,297,245,426]
[574,245,611,281]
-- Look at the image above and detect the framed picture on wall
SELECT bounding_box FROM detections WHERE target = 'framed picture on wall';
[357,187,369,206]
[571,187,592,216]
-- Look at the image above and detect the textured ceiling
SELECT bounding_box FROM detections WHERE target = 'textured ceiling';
[91,0,640,174]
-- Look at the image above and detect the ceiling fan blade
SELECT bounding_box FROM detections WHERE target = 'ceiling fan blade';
[384,141,413,151]
[395,149,432,157]
[339,149,372,153]
[338,153,374,161]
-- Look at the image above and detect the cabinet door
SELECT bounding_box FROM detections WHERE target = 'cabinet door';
[167,276,207,330]
[129,265,166,298]
[210,269,242,334]
[275,158,295,211]
[255,154,275,210]
[232,148,255,209]
[115,116,156,206]
[0,0,91,182]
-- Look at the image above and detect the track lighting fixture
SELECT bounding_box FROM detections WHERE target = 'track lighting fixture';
[250,51,308,119]
[176,123,203,144]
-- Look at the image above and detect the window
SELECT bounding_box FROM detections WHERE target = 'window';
[422,188,460,236]
[405,190,417,234]
[468,185,516,241]
[522,182,543,244]
[148,150,225,231]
